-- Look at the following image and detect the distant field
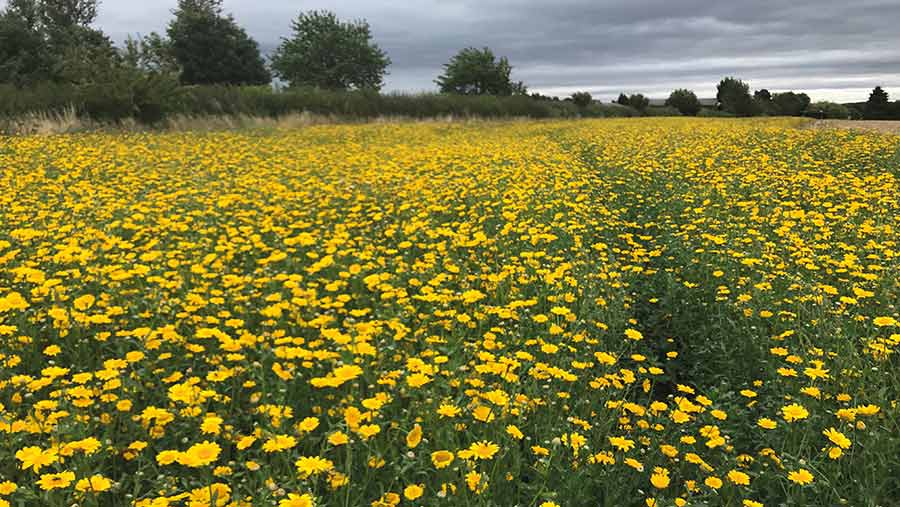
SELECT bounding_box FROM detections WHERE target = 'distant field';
[0,118,898,507]
[809,119,900,134]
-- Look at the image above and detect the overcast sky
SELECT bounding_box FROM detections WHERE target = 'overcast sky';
[93,0,900,102]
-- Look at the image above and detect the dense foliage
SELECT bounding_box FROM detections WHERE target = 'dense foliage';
[435,47,525,96]
[570,91,593,108]
[1,119,898,507]
[665,89,701,116]
[167,0,270,86]
[716,78,754,116]
[271,10,391,91]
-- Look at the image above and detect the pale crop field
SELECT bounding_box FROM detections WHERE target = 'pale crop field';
[0,118,898,507]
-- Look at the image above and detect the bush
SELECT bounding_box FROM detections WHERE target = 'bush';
[0,84,648,124]
[665,89,701,116]
[570,91,592,108]
[804,101,851,119]
[697,108,735,118]
[643,105,682,117]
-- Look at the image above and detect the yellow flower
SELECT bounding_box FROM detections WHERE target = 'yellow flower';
[822,427,851,449]
[873,316,897,327]
[727,469,751,486]
[403,484,424,500]
[73,294,96,311]
[236,436,257,450]
[262,434,297,453]
[472,405,495,422]
[650,467,670,489]
[757,417,777,429]
[200,415,223,434]
[297,416,320,433]
[406,424,422,448]
[506,424,524,440]
[704,476,723,489]
[188,483,230,505]
[75,475,112,493]
[328,431,350,446]
[624,328,644,341]
[532,445,550,456]
[465,471,482,492]
[356,424,381,440]
[37,471,75,491]
[295,456,334,477]
[787,468,814,485]
[608,436,635,452]
[467,441,499,460]
[431,450,454,469]
[437,404,461,418]
[781,403,809,422]
[178,441,220,467]
[279,493,315,507]
[0,481,18,495]
[15,446,58,473]
[156,450,182,465]
[624,458,644,471]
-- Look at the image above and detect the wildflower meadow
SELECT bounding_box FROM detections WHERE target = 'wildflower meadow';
[0,118,898,506]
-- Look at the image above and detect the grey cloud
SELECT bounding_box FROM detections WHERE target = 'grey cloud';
[93,0,900,102]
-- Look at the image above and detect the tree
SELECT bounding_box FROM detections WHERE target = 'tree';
[771,91,810,116]
[571,91,592,108]
[167,0,270,85]
[868,86,889,106]
[716,77,755,116]
[0,0,113,85]
[435,47,523,95]
[864,86,890,118]
[271,10,390,91]
[616,93,629,106]
[806,101,851,119]
[666,88,701,116]
[0,4,48,84]
[124,32,181,76]
[753,89,772,102]
[628,93,649,111]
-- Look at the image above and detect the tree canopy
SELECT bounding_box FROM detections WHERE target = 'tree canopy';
[270,10,390,90]
[570,91,592,108]
[0,0,114,85]
[717,77,754,116]
[167,0,270,86]
[666,89,701,116]
[772,92,810,116]
[435,47,524,96]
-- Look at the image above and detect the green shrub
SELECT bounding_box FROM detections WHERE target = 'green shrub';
[0,83,647,124]
[643,106,682,117]
[697,108,735,118]
[804,101,851,119]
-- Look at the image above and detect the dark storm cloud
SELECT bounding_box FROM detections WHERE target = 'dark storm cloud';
[94,0,900,102]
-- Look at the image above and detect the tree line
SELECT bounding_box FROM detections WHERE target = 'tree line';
[1,0,896,123]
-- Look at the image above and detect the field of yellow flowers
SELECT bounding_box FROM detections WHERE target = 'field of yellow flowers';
[1,118,898,507]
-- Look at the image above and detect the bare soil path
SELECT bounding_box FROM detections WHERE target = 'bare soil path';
[806,119,900,134]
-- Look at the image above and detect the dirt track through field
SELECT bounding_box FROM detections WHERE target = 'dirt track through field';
[807,119,900,134]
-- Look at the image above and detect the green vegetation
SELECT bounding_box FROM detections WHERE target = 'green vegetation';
[435,47,526,96]
[270,10,390,91]
[1,2,898,125]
